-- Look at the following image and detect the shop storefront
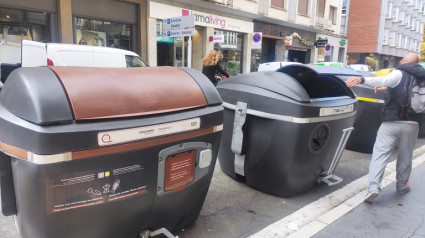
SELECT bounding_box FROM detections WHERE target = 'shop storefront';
[149,2,253,74]
[251,21,315,71]
[72,0,138,51]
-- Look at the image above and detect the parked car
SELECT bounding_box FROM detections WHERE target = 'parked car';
[258,61,301,71]
[314,62,349,68]
[349,64,372,72]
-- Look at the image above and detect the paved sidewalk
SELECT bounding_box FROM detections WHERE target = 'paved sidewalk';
[313,160,425,238]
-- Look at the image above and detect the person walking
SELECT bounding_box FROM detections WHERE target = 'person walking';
[346,53,425,203]
[202,50,229,86]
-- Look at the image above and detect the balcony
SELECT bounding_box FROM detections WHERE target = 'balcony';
[315,17,333,30]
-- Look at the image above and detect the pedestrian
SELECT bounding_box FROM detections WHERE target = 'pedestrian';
[346,53,425,203]
[202,50,230,86]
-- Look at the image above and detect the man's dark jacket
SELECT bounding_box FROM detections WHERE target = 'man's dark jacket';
[382,63,425,122]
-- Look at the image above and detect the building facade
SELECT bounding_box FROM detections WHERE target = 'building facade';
[1,0,347,74]
[346,0,425,70]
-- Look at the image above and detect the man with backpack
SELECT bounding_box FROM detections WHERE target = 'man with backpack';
[346,53,425,203]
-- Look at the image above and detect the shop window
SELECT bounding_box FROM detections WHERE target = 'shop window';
[298,0,309,16]
[214,30,243,76]
[271,0,285,9]
[0,7,49,43]
[156,20,188,67]
[74,17,133,51]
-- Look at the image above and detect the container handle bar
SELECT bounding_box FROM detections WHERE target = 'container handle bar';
[140,228,178,238]
[231,101,248,176]
[319,127,354,186]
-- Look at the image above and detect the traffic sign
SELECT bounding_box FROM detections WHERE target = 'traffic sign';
[252,32,262,49]
[325,44,331,52]
[163,15,195,37]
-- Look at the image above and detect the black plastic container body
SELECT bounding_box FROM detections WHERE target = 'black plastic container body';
[340,71,385,153]
[217,65,358,197]
[0,67,223,238]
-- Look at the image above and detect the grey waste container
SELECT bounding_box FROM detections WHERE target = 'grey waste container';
[217,64,358,197]
[0,66,223,238]
[344,71,385,153]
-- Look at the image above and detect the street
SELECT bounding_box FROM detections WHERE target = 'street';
[1,137,424,238]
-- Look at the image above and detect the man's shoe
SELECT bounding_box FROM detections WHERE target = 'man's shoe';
[397,181,411,194]
[364,191,379,203]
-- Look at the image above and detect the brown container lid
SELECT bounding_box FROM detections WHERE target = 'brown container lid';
[49,67,208,121]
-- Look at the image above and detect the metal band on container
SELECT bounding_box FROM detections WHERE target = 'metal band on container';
[221,102,356,124]
[357,97,385,103]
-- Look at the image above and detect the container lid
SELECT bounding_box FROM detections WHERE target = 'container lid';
[0,67,217,125]
[50,67,208,121]
[218,64,357,102]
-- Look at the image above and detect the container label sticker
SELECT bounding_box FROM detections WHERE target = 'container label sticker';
[98,117,201,146]
[46,164,149,214]
[319,104,354,117]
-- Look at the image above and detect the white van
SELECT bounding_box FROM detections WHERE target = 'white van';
[258,61,301,71]
[21,40,148,68]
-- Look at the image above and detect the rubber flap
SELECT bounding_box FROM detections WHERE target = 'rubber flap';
[49,67,208,121]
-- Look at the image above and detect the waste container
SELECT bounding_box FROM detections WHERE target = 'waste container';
[216,64,358,197]
[0,66,223,238]
[344,71,385,153]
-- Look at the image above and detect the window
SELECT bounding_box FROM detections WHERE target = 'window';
[271,0,285,9]
[406,14,410,26]
[397,33,402,47]
[412,18,415,30]
[389,32,395,46]
[421,23,424,34]
[404,36,409,48]
[74,17,133,51]
[399,11,405,24]
[298,0,309,15]
[417,21,420,32]
[318,0,326,17]
[393,7,399,22]
[342,0,346,14]
[0,7,50,43]
[125,55,148,67]
[329,6,337,24]
[383,29,389,44]
[386,2,392,18]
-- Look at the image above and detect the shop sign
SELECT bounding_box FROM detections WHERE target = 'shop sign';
[163,15,195,37]
[315,38,328,48]
[209,35,225,43]
[157,35,174,43]
[284,36,293,46]
[291,32,315,46]
[251,32,262,49]
[150,2,254,33]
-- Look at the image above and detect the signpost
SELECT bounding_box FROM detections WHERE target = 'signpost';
[163,15,195,67]
[324,44,331,56]
[251,32,262,49]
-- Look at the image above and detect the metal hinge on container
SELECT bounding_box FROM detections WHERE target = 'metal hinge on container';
[139,228,178,238]
[318,127,354,186]
[231,101,247,176]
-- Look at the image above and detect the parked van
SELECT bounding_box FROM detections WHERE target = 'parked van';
[21,40,148,68]
[258,61,301,71]
[0,40,148,84]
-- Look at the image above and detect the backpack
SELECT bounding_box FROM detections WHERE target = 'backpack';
[406,74,425,115]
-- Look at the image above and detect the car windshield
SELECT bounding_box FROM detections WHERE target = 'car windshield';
[125,55,148,67]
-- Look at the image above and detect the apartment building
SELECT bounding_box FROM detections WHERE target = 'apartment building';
[346,0,425,70]
[0,0,347,74]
